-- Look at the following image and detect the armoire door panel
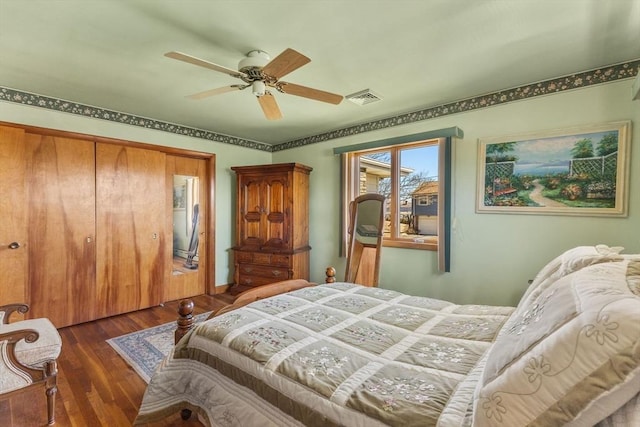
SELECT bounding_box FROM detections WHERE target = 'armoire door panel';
[263,176,288,249]
[25,134,96,327]
[96,143,165,317]
[292,170,311,249]
[239,177,266,247]
[0,125,28,307]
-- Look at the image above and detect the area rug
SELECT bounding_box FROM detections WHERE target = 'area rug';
[107,311,212,383]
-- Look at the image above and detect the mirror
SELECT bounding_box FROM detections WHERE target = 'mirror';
[173,175,200,271]
[345,193,385,287]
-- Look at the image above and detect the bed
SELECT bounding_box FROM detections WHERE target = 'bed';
[135,245,640,426]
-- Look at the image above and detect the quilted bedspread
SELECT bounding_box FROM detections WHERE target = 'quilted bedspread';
[135,283,514,427]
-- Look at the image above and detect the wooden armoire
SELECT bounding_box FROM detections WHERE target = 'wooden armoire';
[231,163,311,295]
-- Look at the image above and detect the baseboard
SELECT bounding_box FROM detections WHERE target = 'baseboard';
[214,284,232,294]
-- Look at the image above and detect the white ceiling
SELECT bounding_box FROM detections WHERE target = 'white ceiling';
[1,0,639,145]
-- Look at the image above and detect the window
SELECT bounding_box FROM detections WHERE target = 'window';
[336,126,461,272]
[417,194,438,206]
[343,139,441,251]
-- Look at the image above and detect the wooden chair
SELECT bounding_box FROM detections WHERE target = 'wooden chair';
[0,304,62,425]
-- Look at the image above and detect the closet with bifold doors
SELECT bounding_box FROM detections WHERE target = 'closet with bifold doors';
[0,122,212,328]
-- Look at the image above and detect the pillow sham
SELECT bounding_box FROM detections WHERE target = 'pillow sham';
[473,259,640,427]
[518,244,624,309]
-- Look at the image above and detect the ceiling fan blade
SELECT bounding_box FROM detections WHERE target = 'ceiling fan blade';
[186,84,248,100]
[257,92,283,120]
[261,48,310,80]
[277,82,343,105]
[165,51,247,79]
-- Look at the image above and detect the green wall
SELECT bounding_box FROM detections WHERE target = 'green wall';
[2,78,638,306]
[274,80,640,306]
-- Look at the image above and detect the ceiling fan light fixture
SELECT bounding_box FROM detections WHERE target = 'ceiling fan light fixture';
[252,80,266,96]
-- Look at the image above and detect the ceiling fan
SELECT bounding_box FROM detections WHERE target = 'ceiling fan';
[165,48,343,120]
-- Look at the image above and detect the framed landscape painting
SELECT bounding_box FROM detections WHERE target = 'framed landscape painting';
[476,121,631,216]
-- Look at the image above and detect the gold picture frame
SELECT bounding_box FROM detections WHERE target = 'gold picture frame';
[476,121,631,217]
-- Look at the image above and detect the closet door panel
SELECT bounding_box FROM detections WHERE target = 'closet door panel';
[25,134,96,327]
[0,125,27,307]
[96,144,165,317]
[165,155,207,302]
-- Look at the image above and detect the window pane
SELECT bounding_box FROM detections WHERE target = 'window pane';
[358,151,390,196]
[358,151,391,237]
[399,144,438,239]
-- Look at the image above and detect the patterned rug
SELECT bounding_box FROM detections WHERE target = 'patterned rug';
[107,311,212,383]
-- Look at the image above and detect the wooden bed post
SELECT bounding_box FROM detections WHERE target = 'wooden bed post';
[175,299,195,345]
[175,299,196,421]
[326,266,336,283]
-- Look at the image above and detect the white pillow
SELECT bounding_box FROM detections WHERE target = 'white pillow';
[519,244,624,309]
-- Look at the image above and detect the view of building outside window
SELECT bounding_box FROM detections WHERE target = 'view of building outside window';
[358,142,438,240]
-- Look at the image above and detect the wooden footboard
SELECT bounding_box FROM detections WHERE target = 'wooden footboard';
[175,279,315,344]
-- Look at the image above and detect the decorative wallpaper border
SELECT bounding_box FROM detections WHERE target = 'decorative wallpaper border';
[273,59,640,152]
[1,59,638,153]
[0,87,272,152]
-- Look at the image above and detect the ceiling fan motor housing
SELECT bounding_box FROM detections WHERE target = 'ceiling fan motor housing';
[238,50,271,83]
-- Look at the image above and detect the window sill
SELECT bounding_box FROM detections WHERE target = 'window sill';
[382,239,437,251]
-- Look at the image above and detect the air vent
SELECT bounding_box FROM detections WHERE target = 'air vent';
[346,89,382,105]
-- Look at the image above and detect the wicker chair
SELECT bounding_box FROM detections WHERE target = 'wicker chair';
[0,304,62,425]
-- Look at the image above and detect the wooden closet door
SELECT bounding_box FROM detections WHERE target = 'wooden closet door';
[0,125,27,307]
[96,144,166,317]
[25,134,96,327]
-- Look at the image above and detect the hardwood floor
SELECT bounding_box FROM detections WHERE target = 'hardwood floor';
[0,294,234,427]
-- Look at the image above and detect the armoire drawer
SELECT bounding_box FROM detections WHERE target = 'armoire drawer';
[235,251,254,264]
[237,273,289,287]
[252,253,272,265]
[270,254,291,267]
[235,251,292,268]
[238,263,290,280]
